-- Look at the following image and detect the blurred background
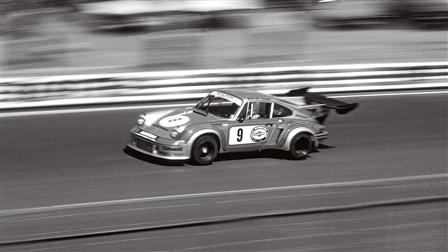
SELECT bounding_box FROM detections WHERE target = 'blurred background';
[1,2,447,251]
[2,0,447,76]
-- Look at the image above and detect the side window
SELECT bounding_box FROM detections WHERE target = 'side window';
[273,103,293,118]
[246,102,272,120]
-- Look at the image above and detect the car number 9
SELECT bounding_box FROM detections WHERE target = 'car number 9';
[237,128,243,142]
[229,126,268,145]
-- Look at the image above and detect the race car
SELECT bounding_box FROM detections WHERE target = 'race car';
[127,88,358,165]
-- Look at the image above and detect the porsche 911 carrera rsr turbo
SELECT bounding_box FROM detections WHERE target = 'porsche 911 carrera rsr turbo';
[127,88,358,165]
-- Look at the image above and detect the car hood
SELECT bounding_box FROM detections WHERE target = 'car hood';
[140,107,221,134]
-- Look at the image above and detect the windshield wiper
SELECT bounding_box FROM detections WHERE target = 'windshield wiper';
[193,107,208,116]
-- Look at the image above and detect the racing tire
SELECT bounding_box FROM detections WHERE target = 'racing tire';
[191,135,218,165]
[289,133,313,160]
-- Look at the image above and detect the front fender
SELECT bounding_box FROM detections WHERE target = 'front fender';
[184,129,224,155]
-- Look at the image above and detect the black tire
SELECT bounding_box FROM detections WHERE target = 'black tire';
[191,135,218,165]
[289,133,313,160]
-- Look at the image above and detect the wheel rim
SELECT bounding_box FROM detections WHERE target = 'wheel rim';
[294,137,310,156]
[198,142,215,161]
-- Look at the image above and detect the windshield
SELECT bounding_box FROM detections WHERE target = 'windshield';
[194,91,242,119]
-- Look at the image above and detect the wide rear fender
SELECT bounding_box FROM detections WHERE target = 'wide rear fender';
[282,127,317,151]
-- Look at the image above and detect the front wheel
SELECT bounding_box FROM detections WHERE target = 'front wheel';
[289,133,313,160]
[191,135,218,165]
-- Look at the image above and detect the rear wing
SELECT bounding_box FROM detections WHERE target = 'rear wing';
[285,88,359,115]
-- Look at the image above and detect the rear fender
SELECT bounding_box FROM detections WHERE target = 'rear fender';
[282,127,317,151]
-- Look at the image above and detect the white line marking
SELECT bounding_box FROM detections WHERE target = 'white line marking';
[261,83,447,95]
[309,83,448,93]
[0,103,196,117]
[1,173,446,217]
[2,90,447,118]
[12,182,427,222]
[15,204,201,223]
[330,90,448,98]
[0,92,208,110]
[249,59,310,65]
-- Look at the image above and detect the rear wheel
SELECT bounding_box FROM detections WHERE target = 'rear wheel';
[289,133,313,160]
[191,135,218,165]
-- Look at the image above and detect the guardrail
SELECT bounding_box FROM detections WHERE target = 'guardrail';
[1,62,447,110]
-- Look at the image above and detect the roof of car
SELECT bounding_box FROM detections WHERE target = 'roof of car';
[219,89,275,100]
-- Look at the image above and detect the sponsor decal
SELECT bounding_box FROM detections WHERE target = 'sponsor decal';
[250,126,268,143]
[159,115,190,128]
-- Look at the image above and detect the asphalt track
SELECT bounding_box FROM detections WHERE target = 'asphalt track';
[1,93,447,251]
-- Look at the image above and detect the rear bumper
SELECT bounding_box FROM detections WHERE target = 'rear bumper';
[316,131,329,140]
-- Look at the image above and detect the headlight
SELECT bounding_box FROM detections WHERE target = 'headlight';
[169,129,179,139]
[137,114,145,126]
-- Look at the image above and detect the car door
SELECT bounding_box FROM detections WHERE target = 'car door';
[225,101,281,152]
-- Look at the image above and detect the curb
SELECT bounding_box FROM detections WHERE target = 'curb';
[2,195,446,246]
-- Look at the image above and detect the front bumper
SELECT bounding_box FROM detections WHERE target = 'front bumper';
[127,127,190,160]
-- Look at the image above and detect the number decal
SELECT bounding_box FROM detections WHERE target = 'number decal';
[229,126,270,145]
[237,128,243,142]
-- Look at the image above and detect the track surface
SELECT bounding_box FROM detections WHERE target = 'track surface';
[1,93,447,250]
[4,202,447,251]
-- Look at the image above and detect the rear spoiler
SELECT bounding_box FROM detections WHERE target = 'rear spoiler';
[285,87,359,115]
